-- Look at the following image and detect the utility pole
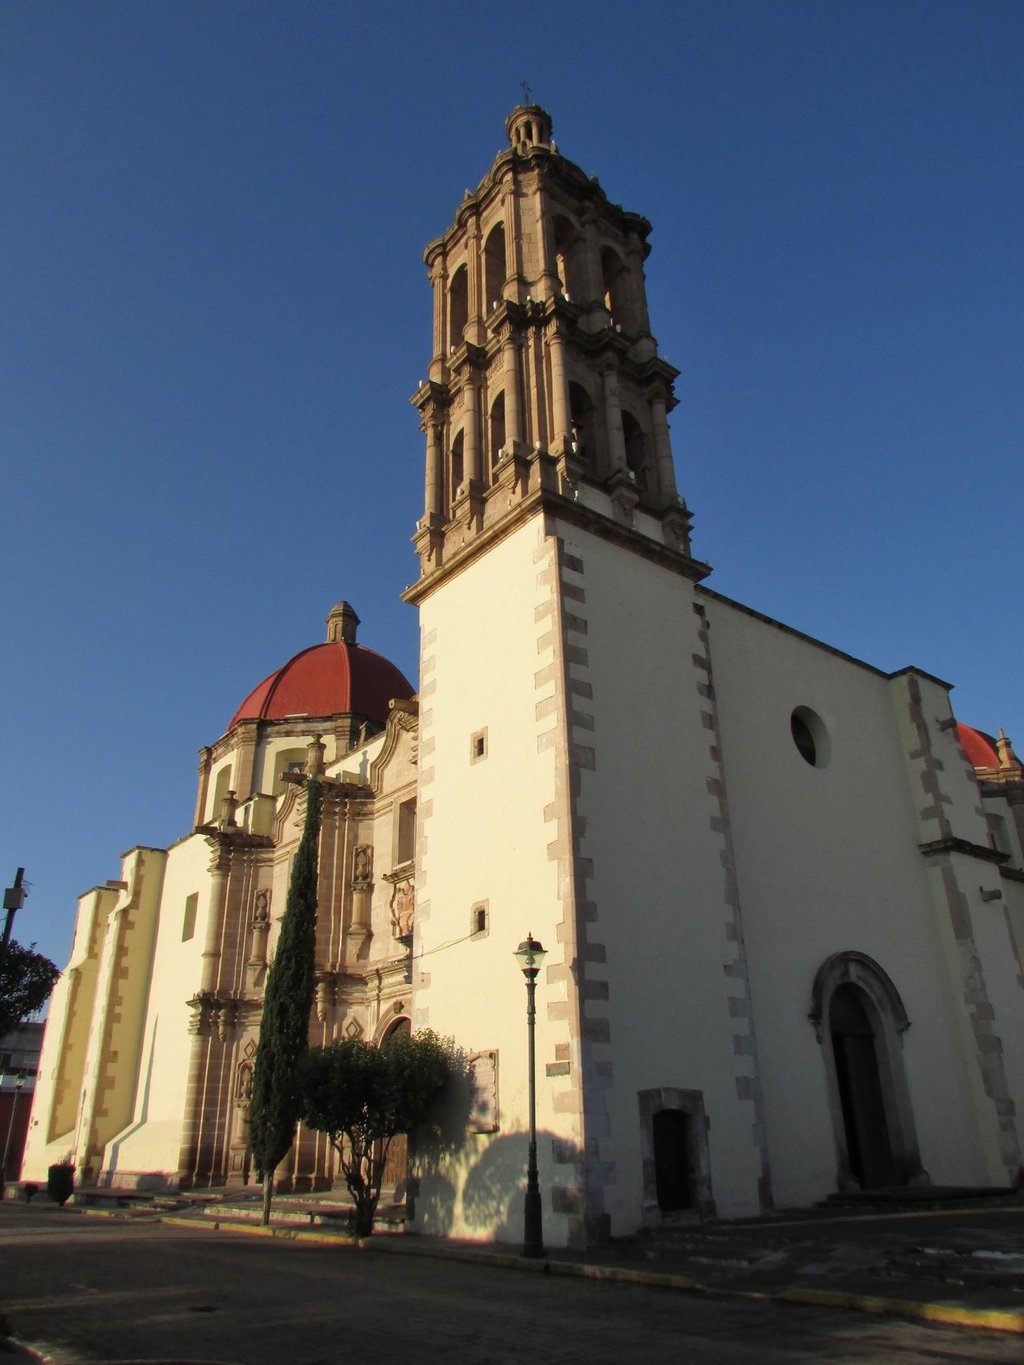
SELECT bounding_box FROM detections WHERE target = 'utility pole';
[0,868,27,978]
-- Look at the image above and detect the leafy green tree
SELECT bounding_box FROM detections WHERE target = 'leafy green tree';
[299,1029,453,1236]
[0,942,60,1038]
[249,779,322,1225]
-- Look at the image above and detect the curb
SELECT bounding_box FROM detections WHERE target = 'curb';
[159,1214,1024,1335]
[770,1286,1024,1336]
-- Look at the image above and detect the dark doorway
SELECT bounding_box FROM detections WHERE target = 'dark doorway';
[652,1108,694,1211]
[830,984,896,1188]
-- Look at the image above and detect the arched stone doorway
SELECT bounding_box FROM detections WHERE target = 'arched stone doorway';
[811,953,927,1192]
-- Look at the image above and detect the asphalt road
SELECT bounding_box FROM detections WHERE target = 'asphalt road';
[0,1206,1020,1364]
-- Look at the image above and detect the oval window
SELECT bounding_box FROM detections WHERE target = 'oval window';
[791,706,830,768]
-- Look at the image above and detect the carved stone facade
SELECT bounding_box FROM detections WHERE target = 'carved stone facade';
[25,612,419,1195]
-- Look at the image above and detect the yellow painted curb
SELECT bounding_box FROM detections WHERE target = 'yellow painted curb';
[774,1286,1024,1335]
[162,1214,355,1248]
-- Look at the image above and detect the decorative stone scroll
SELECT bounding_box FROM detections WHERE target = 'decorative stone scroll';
[353,845,373,887]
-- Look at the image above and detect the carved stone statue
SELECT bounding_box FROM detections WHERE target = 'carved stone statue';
[390,879,415,940]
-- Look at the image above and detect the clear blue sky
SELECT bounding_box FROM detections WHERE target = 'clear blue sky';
[2,1,1021,969]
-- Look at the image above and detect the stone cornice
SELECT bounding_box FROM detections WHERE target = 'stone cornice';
[198,827,274,853]
[405,477,709,606]
[423,144,652,268]
[918,835,1008,865]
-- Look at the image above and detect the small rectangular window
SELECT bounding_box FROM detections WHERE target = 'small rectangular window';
[182,893,199,943]
[470,902,489,938]
[470,727,488,763]
[397,799,416,865]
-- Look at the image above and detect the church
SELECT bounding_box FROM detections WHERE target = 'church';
[24,105,1024,1248]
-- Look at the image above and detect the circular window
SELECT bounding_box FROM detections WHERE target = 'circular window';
[791,706,830,768]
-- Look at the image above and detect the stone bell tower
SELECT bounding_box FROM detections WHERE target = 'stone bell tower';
[410,103,700,579]
[406,110,765,1248]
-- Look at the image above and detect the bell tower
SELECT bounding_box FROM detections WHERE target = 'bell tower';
[409,103,703,582]
[406,111,765,1249]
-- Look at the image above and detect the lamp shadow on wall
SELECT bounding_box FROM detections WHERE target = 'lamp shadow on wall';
[415,1126,578,1239]
[410,1049,581,1239]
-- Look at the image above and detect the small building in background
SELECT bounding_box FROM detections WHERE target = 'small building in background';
[1,1022,44,1187]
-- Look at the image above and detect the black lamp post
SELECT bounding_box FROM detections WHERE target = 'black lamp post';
[514,932,547,1258]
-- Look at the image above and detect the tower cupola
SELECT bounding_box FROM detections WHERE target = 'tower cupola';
[505,104,553,153]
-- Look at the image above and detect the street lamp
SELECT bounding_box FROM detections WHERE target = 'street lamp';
[514,932,547,1258]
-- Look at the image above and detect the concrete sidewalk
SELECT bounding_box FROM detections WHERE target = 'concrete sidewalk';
[136,1191,1024,1337]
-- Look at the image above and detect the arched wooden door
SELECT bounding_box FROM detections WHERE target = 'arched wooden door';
[829,983,896,1188]
[812,952,925,1192]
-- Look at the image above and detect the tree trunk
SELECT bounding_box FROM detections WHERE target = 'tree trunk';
[261,1171,273,1226]
[353,1195,375,1237]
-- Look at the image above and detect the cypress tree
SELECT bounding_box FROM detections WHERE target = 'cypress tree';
[250,778,322,1225]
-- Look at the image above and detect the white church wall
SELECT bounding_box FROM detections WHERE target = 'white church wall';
[22,886,114,1176]
[701,592,1012,1200]
[888,668,1024,1188]
[551,523,769,1228]
[102,833,213,1182]
[412,515,577,1246]
[992,878,1024,1145]
[956,863,1024,1184]
[67,847,166,1184]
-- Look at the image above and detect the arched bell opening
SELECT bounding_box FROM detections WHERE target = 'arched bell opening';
[601,245,631,328]
[569,381,597,468]
[553,215,585,303]
[488,391,506,479]
[449,265,468,350]
[622,410,652,497]
[483,223,506,315]
[811,952,927,1192]
[448,430,464,516]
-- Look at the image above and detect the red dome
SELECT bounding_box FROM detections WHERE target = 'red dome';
[958,723,1000,770]
[229,640,414,731]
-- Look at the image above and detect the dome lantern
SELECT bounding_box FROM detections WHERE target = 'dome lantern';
[326,601,360,645]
